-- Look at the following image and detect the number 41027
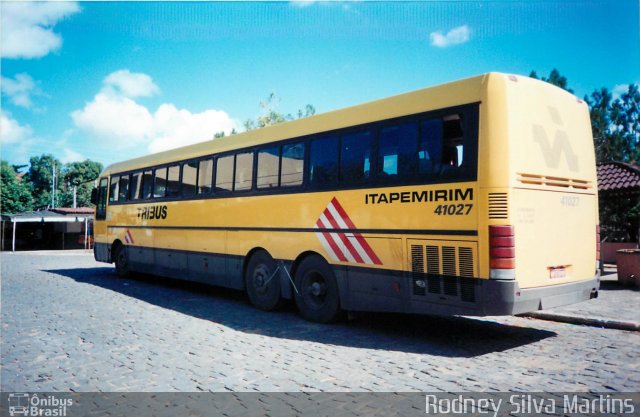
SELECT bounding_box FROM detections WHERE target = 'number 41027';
[433,204,473,215]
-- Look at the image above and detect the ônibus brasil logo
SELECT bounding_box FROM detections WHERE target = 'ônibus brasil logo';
[7,393,73,416]
[314,197,382,265]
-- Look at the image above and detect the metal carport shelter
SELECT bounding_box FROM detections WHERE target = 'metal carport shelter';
[1,208,94,252]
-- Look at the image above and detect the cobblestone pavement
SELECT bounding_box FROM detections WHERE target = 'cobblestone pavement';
[2,251,639,393]
[532,273,640,325]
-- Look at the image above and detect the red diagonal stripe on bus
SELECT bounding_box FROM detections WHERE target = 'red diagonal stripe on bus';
[315,219,347,262]
[322,208,365,264]
[330,198,382,265]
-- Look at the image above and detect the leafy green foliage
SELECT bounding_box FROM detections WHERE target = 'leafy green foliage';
[25,154,63,208]
[0,161,33,213]
[585,85,640,164]
[2,155,103,213]
[529,68,574,93]
[59,160,104,208]
[243,92,316,131]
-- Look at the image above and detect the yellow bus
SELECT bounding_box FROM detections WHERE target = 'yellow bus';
[92,72,600,323]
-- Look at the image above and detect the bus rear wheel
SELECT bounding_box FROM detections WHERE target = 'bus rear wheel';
[294,255,342,323]
[113,244,130,278]
[245,250,282,311]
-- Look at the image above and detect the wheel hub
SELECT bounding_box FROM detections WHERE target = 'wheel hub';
[253,264,270,293]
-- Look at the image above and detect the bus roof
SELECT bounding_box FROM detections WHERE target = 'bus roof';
[101,72,508,175]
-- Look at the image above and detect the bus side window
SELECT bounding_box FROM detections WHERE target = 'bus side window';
[130,172,142,200]
[142,170,153,199]
[419,118,443,176]
[234,152,254,191]
[281,142,304,187]
[309,135,339,187]
[96,178,108,220]
[340,130,371,184]
[154,167,168,198]
[109,176,119,203]
[442,113,464,168]
[215,155,234,192]
[197,159,213,194]
[118,174,130,202]
[166,164,181,197]
[182,161,198,197]
[377,122,418,181]
[257,146,280,189]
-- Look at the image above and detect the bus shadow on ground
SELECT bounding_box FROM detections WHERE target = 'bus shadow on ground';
[45,267,556,358]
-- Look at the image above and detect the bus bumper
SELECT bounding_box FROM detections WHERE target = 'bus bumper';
[480,273,601,316]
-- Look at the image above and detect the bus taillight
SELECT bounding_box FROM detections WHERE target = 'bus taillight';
[490,225,515,279]
[596,225,601,270]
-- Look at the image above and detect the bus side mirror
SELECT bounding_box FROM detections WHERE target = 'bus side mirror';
[90,188,97,204]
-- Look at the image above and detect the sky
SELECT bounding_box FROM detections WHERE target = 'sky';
[1,0,639,170]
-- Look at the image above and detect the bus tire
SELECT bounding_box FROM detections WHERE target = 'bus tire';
[245,250,282,311]
[113,244,130,278]
[294,255,342,323]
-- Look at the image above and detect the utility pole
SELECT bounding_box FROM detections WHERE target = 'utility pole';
[73,185,77,208]
[52,162,56,208]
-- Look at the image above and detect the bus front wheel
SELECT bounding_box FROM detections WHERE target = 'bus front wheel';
[113,244,130,278]
[294,255,342,323]
[245,250,282,311]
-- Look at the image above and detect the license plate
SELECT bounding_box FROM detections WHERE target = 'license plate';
[549,267,566,279]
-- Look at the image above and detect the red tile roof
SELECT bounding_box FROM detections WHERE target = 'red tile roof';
[597,162,640,192]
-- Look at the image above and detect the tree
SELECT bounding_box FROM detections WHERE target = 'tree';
[585,84,640,163]
[243,92,316,131]
[0,160,33,213]
[25,154,63,209]
[529,68,574,93]
[60,160,103,207]
[213,129,237,139]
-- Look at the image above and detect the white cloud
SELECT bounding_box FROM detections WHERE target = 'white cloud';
[148,104,237,153]
[611,83,639,100]
[103,69,160,99]
[1,73,41,109]
[71,70,237,154]
[61,148,84,164]
[430,25,471,48]
[1,2,80,59]
[0,111,34,145]
[71,92,154,148]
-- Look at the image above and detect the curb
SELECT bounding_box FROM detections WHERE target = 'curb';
[522,312,640,332]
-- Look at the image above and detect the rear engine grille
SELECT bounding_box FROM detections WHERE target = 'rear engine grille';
[517,173,593,190]
[410,242,477,302]
[488,193,508,219]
